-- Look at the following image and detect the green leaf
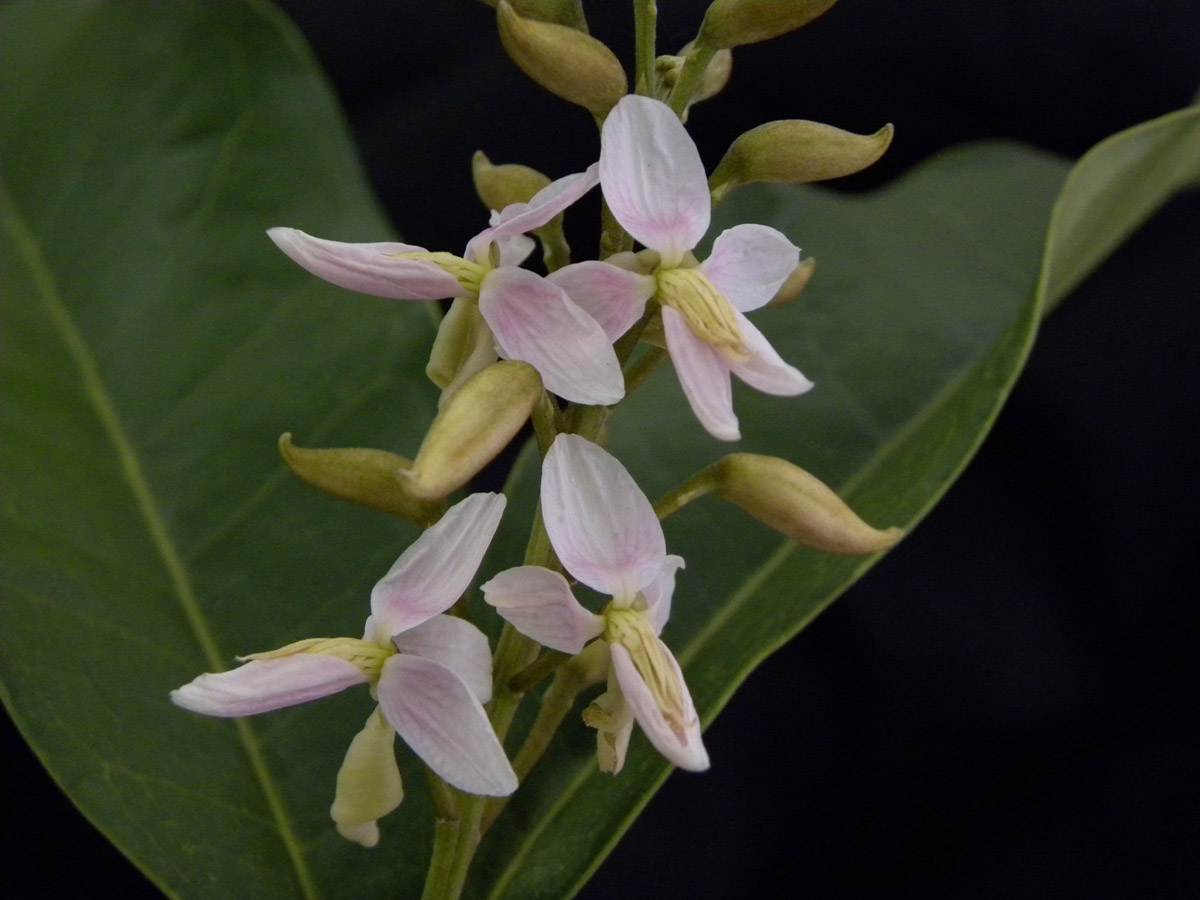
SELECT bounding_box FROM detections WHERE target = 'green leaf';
[466,112,1200,898]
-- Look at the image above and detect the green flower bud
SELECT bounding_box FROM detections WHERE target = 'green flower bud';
[471,150,553,213]
[714,453,903,554]
[700,0,839,49]
[402,361,543,501]
[710,121,893,202]
[479,0,588,31]
[497,0,627,116]
[278,434,444,526]
[657,41,733,106]
[769,257,816,307]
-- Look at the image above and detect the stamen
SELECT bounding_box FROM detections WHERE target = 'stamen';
[655,267,748,360]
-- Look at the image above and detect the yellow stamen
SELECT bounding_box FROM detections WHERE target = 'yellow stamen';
[389,251,487,295]
[603,608,689,741]
[654,266,748,361]
[241,637,394,682]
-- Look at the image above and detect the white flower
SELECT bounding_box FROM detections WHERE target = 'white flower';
[171,493,516,846]
[482,435,708,773]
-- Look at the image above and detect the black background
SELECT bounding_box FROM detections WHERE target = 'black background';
[4,2,1199,898]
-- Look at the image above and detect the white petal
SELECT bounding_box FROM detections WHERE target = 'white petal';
[610,643,709,772]
[391,614,494,704]
[661,306,740,441]
[331,708,403,847]
[267,227,467,300]
[547,261,655,342]
[485,164,600,241]
[599,96,710,266]
[171,655,366,717]
[542,434,665,599]
[482,566,605,654]
[642,555,685,636]
[700,224,800,312]
[478,267,624,406]
[377,655,518,796]
[728,312,815,396]
[370,493,506,639]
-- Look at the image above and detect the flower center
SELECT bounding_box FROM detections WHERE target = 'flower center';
[603,608,689,741]
[654,267,748,361]
[241,637,395,682]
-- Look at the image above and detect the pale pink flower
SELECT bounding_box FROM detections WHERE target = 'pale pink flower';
[482,435,708,773]
[268,165,624,406]
[171,493,516,846]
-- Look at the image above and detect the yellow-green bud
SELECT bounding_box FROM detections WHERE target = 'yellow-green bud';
[769,257,816,307]
[402,361,543,501]
[478,0,588,31]
[657,42,733,106]
[700,0,839,49]
[710,121,893,202]
[471,151,553,213]
[714,453,904,554]
[278,433,444,527]
[331,709,404,847]
[497,0,627,117]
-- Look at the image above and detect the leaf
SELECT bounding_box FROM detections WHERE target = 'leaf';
[466,109,1200,897]
[0,2,445,898]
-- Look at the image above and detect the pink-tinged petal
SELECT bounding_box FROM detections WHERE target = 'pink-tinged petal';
[610,643,709,772]
[542,434,665,599]
[547,261,654,342]
[700,224,800,312]
[661,306,740,441]
[391,615,494,704]
[479,267,623,406]
[482,566,605,654]
[600,96,710,266]
[267,228,467,300]
[485,164,600,241]
[371,493,506,639]
[728,312,814,396]
[171,655,366,718]
[642,555,685,636]
[377,655,518,796]
[464,231,535,268]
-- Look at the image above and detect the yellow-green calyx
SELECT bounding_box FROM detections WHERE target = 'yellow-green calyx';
[655,267,747,360]
[242,637,394,682]
[390,251,487,296]
[603,608,688,741]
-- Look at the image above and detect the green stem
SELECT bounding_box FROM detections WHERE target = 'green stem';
[622,345,667,395]
[509,649,570,694]
[653,466,719,520]
[667,39,716,116]
[633,0,659,98]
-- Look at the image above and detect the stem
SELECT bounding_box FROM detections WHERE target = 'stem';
[622,345,667,395]
[654,466,718,520]
[509,649,570,694]
[531,390,560,457]
[420,790,483,900]
[633,0,659,98]
[667,40,717,116]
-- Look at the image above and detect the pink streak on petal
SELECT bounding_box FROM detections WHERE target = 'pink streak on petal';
[377,655,518,796]
[542,434,665,599]
[371,493,506,639]
[482,566,605,654]
[661,306,740,441]
[642,555,685,636]
[729,312,815,396]
[610,643,709,772]
[479,267,624,406]
[701,224,800,313]
[267,227,467,300]
[547,261,655,342]
[391,614,495,703]
[599,96,710,265]
[170,655,366,718]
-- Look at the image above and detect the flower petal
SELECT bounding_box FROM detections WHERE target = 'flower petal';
[370,493,506,639]
[483,164,600,241]
[391,614,495,704]
[642,554,685,636]
[728,311,815,396]
[171,655,366,717]
[610,643,709,772]
[700,224,800,312]
[377,655,518,796]
[600,96,710,266]
[479,267,623,405]
[482,566,605,654]
[547,261,654,342]
[661,306,739,441]
[331,707,403,847]
[542,434,666,599]
[267,227,467,300]
[425,297,499,396]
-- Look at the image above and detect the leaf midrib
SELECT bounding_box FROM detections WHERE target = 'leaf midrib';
[0,176,320,900]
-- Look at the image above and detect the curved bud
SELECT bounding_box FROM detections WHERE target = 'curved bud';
[658,41,733,107]
[278,434,444,527]
[700,0,838,49]
[714,453,904,554]
[402,361,543,501]
[472,151,553,213]
[710,121,893,202]
[497,0,627,117]
[769,257,816,307]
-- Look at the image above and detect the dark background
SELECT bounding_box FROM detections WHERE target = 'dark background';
[5,1,1198,898]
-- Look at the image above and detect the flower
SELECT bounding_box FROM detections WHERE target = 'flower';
[567,94,813,440]
[482,434,708,773]
[171,493,516,846]
[267,165,624,406]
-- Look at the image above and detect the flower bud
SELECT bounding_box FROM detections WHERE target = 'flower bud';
[331,709,404,847]
[482,0,588,31]
[699,0,839,49]
[710,121,893,202]
[471,151,553,213]
[497,0,627,117]
[714,453,903,554]
[278,433,444,526]
[657,41,733,106]
[402,361,543,501]
[769,257,816,307]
